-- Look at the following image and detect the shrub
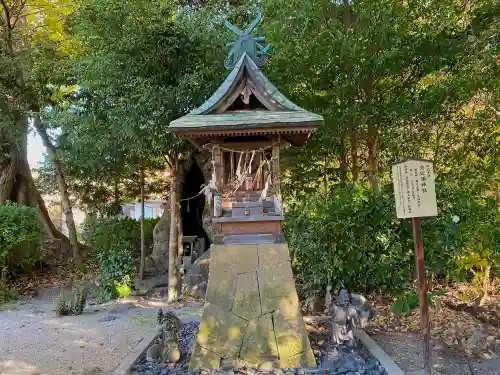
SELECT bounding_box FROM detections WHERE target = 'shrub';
[83,216,159,299]
[392,289,448,316]
[0,280,18,304]
[0,202,43,280]
[285,184,415,295]
[55,282,87,316]
[285,177,500,297]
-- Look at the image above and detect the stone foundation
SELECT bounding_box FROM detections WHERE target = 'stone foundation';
[189,244,315,369]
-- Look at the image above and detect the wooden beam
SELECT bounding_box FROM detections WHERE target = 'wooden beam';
[272,134,281,195]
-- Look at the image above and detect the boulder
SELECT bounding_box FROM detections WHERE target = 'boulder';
[146,206,171,275]
[302,294,326,315]
[184,248,211,299]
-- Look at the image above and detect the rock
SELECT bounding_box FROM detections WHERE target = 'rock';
[364,360,377,370]
[184,249,211,299]
[466,329,488,353]
[147,208,171,275]
[479,352,493,359]
[341,355,361,372]
[162,346,181,363]
[303,294,326,315]
[147,344,162,362]
[108,302,135,313]
[81,367,103,375]
[153,287,168,296]
[98,315,118,322]
[160,369,169,375]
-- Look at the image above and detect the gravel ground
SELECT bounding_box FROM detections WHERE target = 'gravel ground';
[371,331,500,375]
[0,288,202,375]
[131,323,388,375]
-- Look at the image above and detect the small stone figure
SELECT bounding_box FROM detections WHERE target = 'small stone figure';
[328,286,376,347]
[149,309,181,363]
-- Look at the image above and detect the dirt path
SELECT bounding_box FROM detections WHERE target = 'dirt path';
[371,331,500,375]
[0,288,202,375]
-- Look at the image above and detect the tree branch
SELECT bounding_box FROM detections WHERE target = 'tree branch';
[10,0,26,29]
[163,155,173,169]
[0,0,11,29]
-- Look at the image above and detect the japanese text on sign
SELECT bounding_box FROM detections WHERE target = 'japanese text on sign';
[392,159,438,219]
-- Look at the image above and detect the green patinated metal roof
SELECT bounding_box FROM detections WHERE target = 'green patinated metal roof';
[170,111,323,131]
[169,53,323,135]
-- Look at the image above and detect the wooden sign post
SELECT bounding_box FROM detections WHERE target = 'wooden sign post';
[392,158,438,375]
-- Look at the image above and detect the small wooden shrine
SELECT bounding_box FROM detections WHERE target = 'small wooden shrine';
[169,13,323,243]
[170,14,324,370]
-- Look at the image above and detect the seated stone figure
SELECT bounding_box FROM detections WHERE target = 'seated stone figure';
[147,309,181,363]
[328,287,376,346]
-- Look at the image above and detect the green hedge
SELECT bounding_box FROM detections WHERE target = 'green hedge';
[285,184,414,294]
[285,180,500,296]
[0,202,43,280]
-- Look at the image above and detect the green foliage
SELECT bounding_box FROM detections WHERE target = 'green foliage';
[113,275,132,298]
[44,0,225,213]
[392,289,448,316]
[83,216,158,299]
[285,184,415,294]
[0,281,18,304]
[0,202,43,279]
[55,283,87,316]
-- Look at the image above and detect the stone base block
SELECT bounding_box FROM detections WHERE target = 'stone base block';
[189,243,315,370]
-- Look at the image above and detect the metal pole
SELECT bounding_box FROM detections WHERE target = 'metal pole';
[412,217,432,375]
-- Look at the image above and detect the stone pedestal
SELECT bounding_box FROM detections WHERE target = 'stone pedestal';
[189,243,316,370]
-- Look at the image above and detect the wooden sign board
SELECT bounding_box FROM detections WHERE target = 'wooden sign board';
[392,158,438,219]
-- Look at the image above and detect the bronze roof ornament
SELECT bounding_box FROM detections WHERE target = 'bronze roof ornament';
[224,12,271,70]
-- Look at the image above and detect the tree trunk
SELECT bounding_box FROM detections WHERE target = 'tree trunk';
[2,142,71,243]
[481,265,491,306]
[139,166,145,280]
[14,116,30,205]
[168,160,179,302]
[176,201,183,298]
[367,122,379,191]
[323,155,328,191]
[339,133,349,183]
[0,149,16,204]
[194,152,214,244]
[472,265,491,315]
[350,131,359,184]
[33,116,81,265]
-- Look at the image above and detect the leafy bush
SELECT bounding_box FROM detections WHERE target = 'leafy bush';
[114,275,132,298]
[0,202,43,279]
[285,176,499,297]
[83,216,158,299]
[0,280,18,304]
[55,283,87,316]
[285,184,415,294]
[391,289,448,316]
